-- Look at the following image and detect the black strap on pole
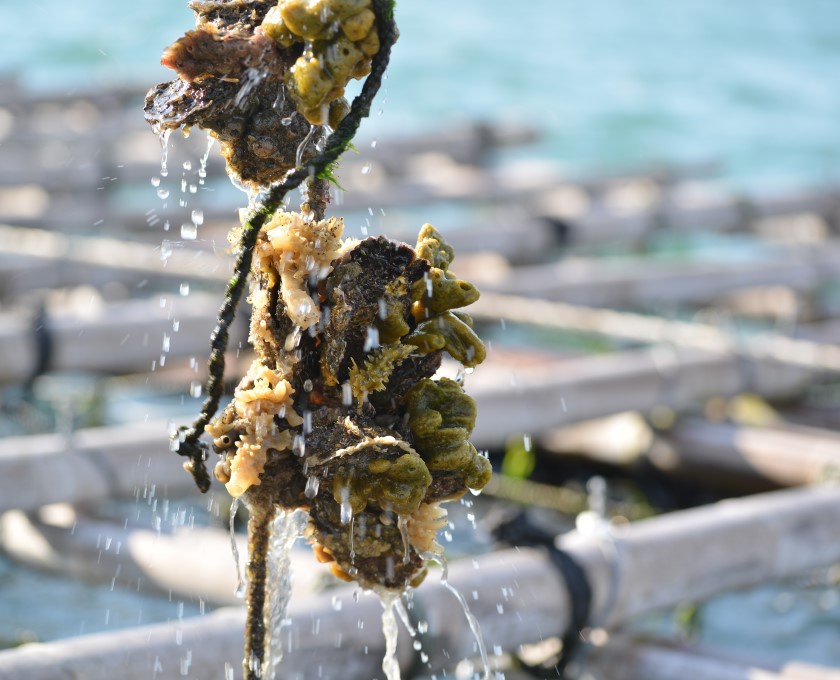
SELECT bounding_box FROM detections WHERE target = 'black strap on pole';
[492,511,593,677]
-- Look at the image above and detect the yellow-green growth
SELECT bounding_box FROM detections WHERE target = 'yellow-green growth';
[405,378,492,491]
[261,0,380,125]
[406,311,486,368]
[333,451,431,516]
[376,276,412,343]
[411,267,479,315]
[408,224,485,367]
[415,223,454,270]
[348,343,415,400]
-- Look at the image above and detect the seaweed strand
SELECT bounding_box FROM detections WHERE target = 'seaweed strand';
[175,0,399,492]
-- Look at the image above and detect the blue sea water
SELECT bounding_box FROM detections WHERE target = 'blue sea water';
[1,0,840,189]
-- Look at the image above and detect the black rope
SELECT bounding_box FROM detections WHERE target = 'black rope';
[492,512,593,678]
[26,301,53,388]
[173,0,399,492]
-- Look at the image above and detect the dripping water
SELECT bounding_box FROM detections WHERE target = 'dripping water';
[264,509,307,678]
[229,499,246,598]
[397,515,411,565]
[379,591,401,680]
[199,135,215,183]
[296,124,318,168]
[424,552,492,680]
[159,129,172,178]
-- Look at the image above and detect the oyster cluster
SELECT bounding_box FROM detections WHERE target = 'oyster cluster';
[207,219,490,590]
[144,0,386,186]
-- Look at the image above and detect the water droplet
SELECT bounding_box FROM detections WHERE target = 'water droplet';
[191,209,204,225]
[363,326,380,352]
[183,160,192,171]
[179,283,190,296]
[151,176,161,187]
[159,129,171,177]
[190,381,202,398]
[189,184,198,194]
[342,383,353,406]
[305,475,320,499]
[340,486,353,525]
[331,596,343,612]
[361,164,371,175]
[181,223,197,240]
[157,187,170,200]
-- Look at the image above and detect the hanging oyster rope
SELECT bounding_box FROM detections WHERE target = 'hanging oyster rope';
[146,1,489,678]
[207,218,490,589]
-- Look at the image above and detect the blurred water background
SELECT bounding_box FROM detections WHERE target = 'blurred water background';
[1,0,839,671]
[2,0,839,190]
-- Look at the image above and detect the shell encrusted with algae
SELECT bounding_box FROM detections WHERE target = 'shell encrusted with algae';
[144,0,388,185]
[206,219,490,590]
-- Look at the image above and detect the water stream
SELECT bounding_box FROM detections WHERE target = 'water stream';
[264,509,307,678]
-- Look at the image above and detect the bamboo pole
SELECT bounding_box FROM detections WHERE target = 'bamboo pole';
[584,639,840,680]
[470,345,811,448]
[0,420,195,514]
[0,292,247,383]
[653,419,840,488]
[0,486,838,679]
[470,291,840,373]
[0,508,324,606]
[473,242,840,307]
[0,341,814,513]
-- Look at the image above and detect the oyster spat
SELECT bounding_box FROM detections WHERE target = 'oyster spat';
[206,220,490,590]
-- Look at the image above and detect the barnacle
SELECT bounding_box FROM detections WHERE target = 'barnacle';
[261,0,385,125]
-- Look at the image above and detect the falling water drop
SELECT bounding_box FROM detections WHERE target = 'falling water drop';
[304,475,320,499]
[191,209,204,225]
[181,223,198,240]
[157,187,170,200]
[230,499,246,598]
[339,486,353,525]
[159,129,172,177]
[380,593,401,680]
